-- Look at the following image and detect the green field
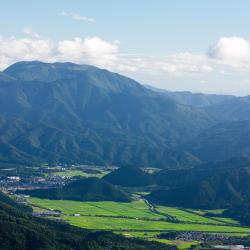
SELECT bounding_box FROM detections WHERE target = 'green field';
[62,215,250,233]
[156,206,227,224]
[29,198,165,219]
[29,197,250,249]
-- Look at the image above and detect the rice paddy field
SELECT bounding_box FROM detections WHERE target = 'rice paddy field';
[28,198,250,249]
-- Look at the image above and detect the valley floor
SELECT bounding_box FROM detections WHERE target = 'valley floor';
[28,197,250,249]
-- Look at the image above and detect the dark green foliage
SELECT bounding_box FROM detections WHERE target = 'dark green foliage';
[223,204,250,226]
[148,166,250,209]
[19,177,132,202]
[0,191,176,250]
[154,157,250,187]
[0,191,32,213]
[103,166,154,187]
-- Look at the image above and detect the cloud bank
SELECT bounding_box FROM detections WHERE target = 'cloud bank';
[1,32,250,94]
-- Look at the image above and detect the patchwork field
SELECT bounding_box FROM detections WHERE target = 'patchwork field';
[28,198,250,249]
[29,198,164,218]
[156,206,227,224]
[61,215,250,233]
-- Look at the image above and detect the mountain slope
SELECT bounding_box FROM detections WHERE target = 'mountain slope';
[19,177,131,202]
[186,120,250,161]
[145,85,234,107]
[0,61,211,168]
[148,166,250,209]
[154,157,250,187]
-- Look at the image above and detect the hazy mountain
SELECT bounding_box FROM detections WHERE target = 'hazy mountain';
[186,120,250,161]
[205,96,250,122]
[19,177,131,202]
[0,61,211,168]
[144,85,235,107]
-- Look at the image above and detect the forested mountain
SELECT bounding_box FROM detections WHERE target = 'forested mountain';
[1,61,250,168]
[0,61,210,168]
[186,120,250,161]
[19,177,131,202]
[154,157,250,187]
[103,166,154,187]
[0,191,174,250]
[148,166,250,209]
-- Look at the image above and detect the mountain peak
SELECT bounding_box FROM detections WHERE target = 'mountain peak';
[3,61,96,82]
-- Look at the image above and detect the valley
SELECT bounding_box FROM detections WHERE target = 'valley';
[0,61,250,249]
[27,196,250,249]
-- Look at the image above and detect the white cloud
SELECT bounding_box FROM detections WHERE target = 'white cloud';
[2,34,250,82]
[0,36,54,69]
[57,37,118,67]
[23,27,41,38]
[60,11,95,23]
[208,37,250,64]
[0,36,118,70]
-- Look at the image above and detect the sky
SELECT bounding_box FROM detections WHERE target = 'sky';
[1,0,250,95]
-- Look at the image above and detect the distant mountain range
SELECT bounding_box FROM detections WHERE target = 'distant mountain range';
[1,61,250,168]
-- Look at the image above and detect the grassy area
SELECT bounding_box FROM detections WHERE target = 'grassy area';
[61,215,250,233]
[211,217,240,225]
[29,198,165,219]
[29,197,250,249]
[156,206,225,224]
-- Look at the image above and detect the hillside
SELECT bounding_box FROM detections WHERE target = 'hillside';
[0,191,173,250]
[145,85,234,107]
[186,120,250,161]
[154,157,250,187]
[0,61,211,168]
[2,61,250,168]
[103,166,154,187]
[19,177,132,202]
[148,166,250,209]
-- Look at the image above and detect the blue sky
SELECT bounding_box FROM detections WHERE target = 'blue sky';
[1,0,250,95]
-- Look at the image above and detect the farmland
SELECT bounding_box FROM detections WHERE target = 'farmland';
[62,215,250,233]
[28,197,250,249]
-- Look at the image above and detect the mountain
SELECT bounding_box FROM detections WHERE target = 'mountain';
[186,120,250,161]
[103,166,154,187]
[154,157,250,187]
[0,191,174,250]
[148,166,250,209]
[0,61,211,168]
[19,177,131,202]
[205,96,250,122]
[145,85,234,107]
